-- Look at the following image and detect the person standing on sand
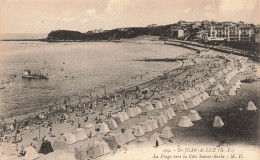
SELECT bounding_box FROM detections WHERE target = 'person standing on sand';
[49,126,52,136]
[19,145,25,156]
[84,115,88,122]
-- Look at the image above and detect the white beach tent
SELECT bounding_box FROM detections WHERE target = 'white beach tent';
[197,96,203,104]
[124,129,136,143]
[223,68,228,74]
[133,125,145,137]
[200,92,209,101]
[164,98,171,107]
[209,77,216,84]
[121,111,130,121]
[216,71,223,79]
[177,94,185,103]
[161,101,167,108]
[228,87,236,96]
[213,116,224,128]
[142,120,153,133]
[150,118,159,130]
[188,89,196,97]
[168,108,176,117]
[177,116,193,127]
[169,96,177,105]
[113,132,126,147]
[99,122,110,134]
[177,102,189,111]
[247,101,257,111]
[161,126,174,139]
[135,106,143,115]
[138,103,147,112]
[139,101,154,112]
[115,112,125,123]
[194,87,202,95]
[216,84,225,91]
[116,111,129,122]
[52,139,67,150]
[159,113,168,124]
[85,123,97,137]
[155,101,164,109]
[156,116,164,128]
[75,128,88,141]
[226,66,233,71]
[203,81,211,89]
[145,102,155,111]
[89,140,111,155]
[216,95,226,102]
[63,132,78,145]
[197,84,206,92]
[185,99,196,109]
[188,110,201,121]
[210,88,219,96]
[127,108,137,118]
[108,118,118,130]
[164,110,173,120]
[235,80,242,88]
[181,91,190,100]
[150,133,164,146]
[24,146,39,160]
[225,78,231,85]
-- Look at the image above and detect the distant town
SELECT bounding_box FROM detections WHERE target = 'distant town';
[86,20,260,43]
[45,20,259,60]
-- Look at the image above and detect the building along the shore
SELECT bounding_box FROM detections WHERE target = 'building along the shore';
[207,23,255,42]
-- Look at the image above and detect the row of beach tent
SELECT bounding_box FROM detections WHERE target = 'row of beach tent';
[229,80,242,96]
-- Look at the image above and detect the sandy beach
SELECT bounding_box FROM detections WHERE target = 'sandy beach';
[0,37,259,160]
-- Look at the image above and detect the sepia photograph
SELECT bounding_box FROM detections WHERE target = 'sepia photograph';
[0,0,259,159]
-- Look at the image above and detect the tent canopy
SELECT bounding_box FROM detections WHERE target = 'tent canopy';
[177,116,193,127]
[213,116,224,128]
[161,126,174,139]
[64,132,78,145]
[24,146,39,160]
[53,139,67,150]
[247,101,257,111]
[39,140,54,154]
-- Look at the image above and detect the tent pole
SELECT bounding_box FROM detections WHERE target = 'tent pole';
[39,125,41,140]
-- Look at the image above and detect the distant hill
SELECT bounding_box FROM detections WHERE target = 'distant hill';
[46,25,178,42]
[47,30,84,41]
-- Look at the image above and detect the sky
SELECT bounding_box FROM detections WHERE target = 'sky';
[0,0,259,34]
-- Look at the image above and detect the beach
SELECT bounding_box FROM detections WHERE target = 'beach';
[0,36,259,160]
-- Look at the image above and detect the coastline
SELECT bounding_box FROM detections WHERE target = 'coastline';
[1,36,251,124]
[0,36,259,160]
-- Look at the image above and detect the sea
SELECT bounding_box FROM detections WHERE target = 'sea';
[0,39,191,118]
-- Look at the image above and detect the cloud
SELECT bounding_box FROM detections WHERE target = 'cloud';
[217,0,257,22]
[65,11,72,16]
[62,17,78,23]
[86,8,96,16]
[219,0,257,13]
[81,18,90,23]
[184,8,191,13]
[203,12,217,20]
[105,0,133,13]
[79,8,100,24]
[204,5,215,10]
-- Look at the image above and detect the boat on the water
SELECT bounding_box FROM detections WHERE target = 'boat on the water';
[22,69,48,79]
